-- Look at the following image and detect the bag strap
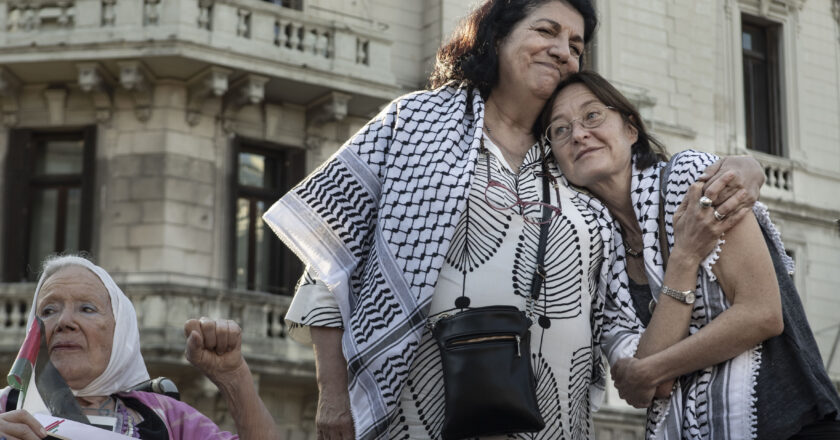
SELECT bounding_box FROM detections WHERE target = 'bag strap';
[658,156,676,269]
[527,160,553,317]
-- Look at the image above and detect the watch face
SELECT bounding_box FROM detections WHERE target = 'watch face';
[685,292,696,304]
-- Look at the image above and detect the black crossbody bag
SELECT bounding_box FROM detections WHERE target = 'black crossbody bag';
[428,166,552,440]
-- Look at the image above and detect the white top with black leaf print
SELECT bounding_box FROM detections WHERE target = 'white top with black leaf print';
[287,136,604,440]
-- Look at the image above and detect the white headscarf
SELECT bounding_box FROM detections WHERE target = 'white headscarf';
[27,255,150,397]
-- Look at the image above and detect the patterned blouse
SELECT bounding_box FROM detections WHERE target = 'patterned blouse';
[287,137,605,439]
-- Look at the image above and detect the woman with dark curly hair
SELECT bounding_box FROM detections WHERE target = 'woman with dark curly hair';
[263,1,765,439]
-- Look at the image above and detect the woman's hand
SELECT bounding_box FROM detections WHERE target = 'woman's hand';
[611,358,657,409]
[184,317,246,384]
[315,385,354,440]
[672,182,750,264]
[0,409,47,440]
[697,156,764,219]
[185,318,281,440]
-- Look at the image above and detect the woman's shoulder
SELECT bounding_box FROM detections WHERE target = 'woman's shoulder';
[667,149,719,181]
[120,390,193,414]
[119,391,237,440]
[385,84,476,116]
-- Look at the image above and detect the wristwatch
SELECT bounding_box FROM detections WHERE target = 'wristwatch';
[660,285,696,305]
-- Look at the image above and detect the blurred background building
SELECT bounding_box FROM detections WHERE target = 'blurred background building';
[0,0,838,438]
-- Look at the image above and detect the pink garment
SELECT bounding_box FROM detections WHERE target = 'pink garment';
[121,391,239,440]
[0,387,237,440]
[0,386,10,411]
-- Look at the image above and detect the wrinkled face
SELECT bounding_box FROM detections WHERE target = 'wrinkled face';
[548,83,638,188]
[496,1,585,100]
[36,266,114,390]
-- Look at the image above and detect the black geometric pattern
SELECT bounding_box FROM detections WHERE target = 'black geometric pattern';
[383,142,603,438]
[272,86,606,440]
[590,151,766,439]
[269,86,486,440]
[444,152,513,274]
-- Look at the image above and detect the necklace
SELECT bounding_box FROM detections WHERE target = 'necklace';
[483,125,530,170]
[115,398,140,438]
[80,396,116,416]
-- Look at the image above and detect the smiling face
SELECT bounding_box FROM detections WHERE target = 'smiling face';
[496,1,585,101]
[548,83,639,190]
[36,265,114,390]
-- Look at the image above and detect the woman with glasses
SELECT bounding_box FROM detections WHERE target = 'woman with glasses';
[542,70,840,439]
[263,1,765,439]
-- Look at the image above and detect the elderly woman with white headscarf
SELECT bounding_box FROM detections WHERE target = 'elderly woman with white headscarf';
[0,255,278,440]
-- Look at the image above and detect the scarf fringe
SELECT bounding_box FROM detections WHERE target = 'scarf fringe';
[748,343,763,439]
[700,237,725,282]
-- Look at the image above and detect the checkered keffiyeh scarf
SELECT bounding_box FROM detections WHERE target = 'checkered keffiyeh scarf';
[581,150,794,440]
[264,85,485,439]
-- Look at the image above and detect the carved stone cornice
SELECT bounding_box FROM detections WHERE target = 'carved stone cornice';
[76,62,114,123]
[186,66,232,126]
[221,74,269,132]
[754,0,807,17]
[118,61,155,122]
[224,74,268,114]
[0,68,22,127]
[306,91,352,127]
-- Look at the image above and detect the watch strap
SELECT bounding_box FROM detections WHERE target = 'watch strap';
[660,285,695,304]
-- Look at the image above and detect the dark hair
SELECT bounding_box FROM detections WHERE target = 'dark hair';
[429,0,598,97]
[539,70,668,169]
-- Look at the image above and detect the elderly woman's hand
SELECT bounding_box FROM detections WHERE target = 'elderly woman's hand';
[0,409,47,440]
[184,318,246,384]
[672,182,751,264]
[611,357,658,409]
[697,156,764,219]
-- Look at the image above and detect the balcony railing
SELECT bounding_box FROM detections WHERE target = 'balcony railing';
[0,0,395,88]
[0,283,313,371]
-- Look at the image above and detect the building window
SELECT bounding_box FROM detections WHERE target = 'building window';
[2,128,96,282]
[742,16,783,156]
[232,140,305,294]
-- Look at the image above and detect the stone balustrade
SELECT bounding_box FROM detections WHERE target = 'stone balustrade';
[4,0,76,32]
[752,153,795,203]
[0,0,395,89]
[761,158,794,192]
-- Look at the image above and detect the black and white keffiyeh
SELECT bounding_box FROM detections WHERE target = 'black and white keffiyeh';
[581,150,793,440]
[263,86,485,439]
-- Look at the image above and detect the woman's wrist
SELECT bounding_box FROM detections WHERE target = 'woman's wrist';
[668,246,705,270]
[209,359,251,390]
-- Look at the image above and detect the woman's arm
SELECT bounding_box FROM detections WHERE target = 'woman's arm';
[626,182,749,400]
[612,210,783,408]
[184,318,280,440]
[310,327,355,440]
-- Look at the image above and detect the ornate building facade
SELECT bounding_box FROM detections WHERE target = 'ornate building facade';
[0,0,837,438]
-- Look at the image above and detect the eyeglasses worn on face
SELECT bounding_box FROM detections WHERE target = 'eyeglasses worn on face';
[544,105,616,147]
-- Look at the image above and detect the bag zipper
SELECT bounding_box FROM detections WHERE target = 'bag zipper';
[448,334,522,357]
[427,305,523,330]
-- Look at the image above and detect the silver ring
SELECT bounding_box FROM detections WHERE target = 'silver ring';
[699,196,713,208]
[714,210,726,221]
